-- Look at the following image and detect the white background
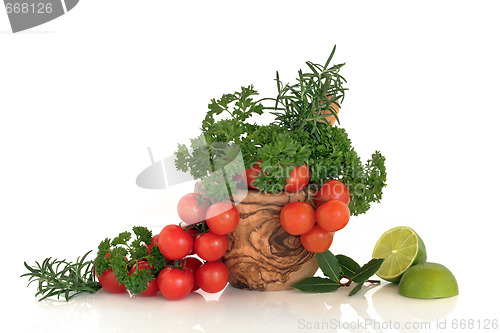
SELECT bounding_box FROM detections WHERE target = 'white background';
[1,1,500,332]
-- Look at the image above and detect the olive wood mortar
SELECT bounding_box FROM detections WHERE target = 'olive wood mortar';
[195,184,318,291]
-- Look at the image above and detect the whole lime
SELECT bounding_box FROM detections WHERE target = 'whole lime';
[399,262,459,299]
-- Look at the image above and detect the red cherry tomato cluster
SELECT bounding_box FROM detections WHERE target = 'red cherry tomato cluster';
[280,180,351,253]
[157,192,238,300]
[97,192,239,300]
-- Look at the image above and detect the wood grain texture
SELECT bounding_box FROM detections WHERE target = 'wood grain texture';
[196,184,318,291]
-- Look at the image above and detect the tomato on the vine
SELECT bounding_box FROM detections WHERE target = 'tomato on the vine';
[182,257,203,291]
[146,234,160,254]
[314,179,350,207]
[129,262,158,297]
[195,261,229,293]
[280,201,315,235]
[184,227,200,255]
[97,268,126,294]
[316,199,350,232]
[300,225,334,253]
[157,266,194,300]
[245,162,262,190]
[284,164,310,192]
[206,202,240,235]
[194,232,228,262]
[158,225,194,260]
[177,193,210,225]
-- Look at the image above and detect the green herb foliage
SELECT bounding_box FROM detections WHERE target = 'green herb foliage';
[291,277,341,293]
[315,250,342,281]
[336,254,361,278]
[291,250,384,296]
[175,46,387,215]
[23,226,171,300]
[21,251,101,301]
[351,258,386,284]
[94,226,169,295]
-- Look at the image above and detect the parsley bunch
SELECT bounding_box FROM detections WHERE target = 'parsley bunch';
[175,46,387,215]
[94,226,168,295]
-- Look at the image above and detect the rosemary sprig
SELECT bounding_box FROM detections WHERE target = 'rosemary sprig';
[21,251,101,301]
[272,45,348,138]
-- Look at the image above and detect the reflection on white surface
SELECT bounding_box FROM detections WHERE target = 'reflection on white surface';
[371,284,458,332]
[372,284,458,321]
[24,282,459,333]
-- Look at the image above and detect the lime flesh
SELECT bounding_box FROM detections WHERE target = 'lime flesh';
[399,262,459,299]
[372,226,427,283]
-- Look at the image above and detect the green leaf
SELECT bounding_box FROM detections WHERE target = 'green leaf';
[315,251,341,282]
[22,252,101,301]
[323,45,337,69]
[132,226,152,245]
[111,232,131,246]
[291,277,340,293]
[94,238,111,276]
[351,258,385,283]
[336,254,360,278]
[108,253,129,284]
[130,243,148,261]
[148,245,167,272]
[125,269,154,295]
[348,283,364,296]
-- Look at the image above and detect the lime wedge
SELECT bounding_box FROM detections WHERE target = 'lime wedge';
[399,262,459,299]
[372,226,427,283]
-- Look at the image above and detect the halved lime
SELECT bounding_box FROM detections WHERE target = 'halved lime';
[399,262,459,299]
[372,226,427,283]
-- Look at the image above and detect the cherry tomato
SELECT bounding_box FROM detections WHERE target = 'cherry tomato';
[194,232,228,262]
[185,226,200,237]
[316,199,350,232]
[195,261,229,293]
[129,262,158,297]
[97,268,126,294]
[158,225,194,260]
[284,164,310,192]
[157,267,194,301]
[314,180,350,207]
[300,225,334,253]
[185,227,200,255]
[146,234,160,254]
[177,193,210,225]
[206,202,240,235]
[245,162,262,190]
[182,257,203,291]
[280,201,315,235]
